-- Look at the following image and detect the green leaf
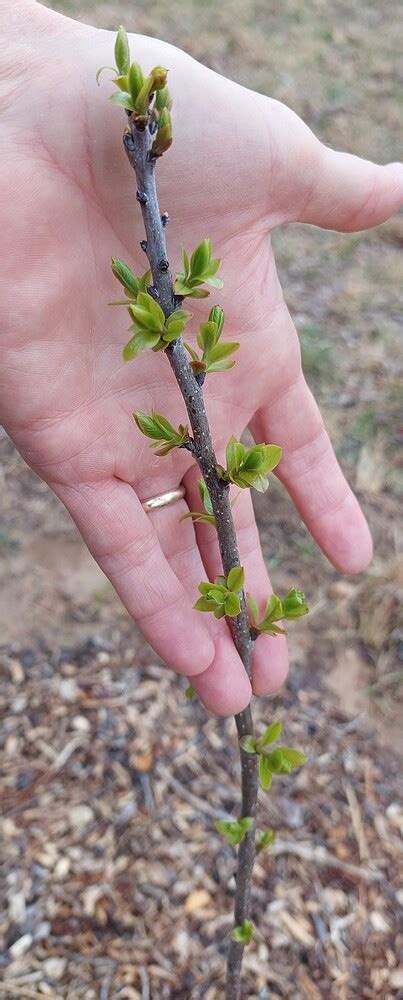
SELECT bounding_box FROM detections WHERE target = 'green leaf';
[279,748,307,768]
[190,239,211,278]
[193,596,218,613]
[262,594,283,625]
[213,606,226,619]
[198,479,214,515]
[226,436,245,473]
[113,74,130,92]
[155,84,173,112]
[205,341,239,366]
[267,749,284,774]
[96,65,118,86]
[180,511,216,527]
[138,269,152,292]
[208,305,225,336]
[111,258,140,296]
[258,754,273,791]
[109,91,134,111]
[185,685,195,700]
[197,320,218,354]
[227,566,245,594]
[257,721,283,749]
[137,291,165,331]
[114,26,130,75]
[205,274,223,289]
[238,816,254,833]
[123,330,160,359]
[215,819,251,846]
[231,920,254,944]
[258,622,287,636]
[246,593,259,627]
[256,829,276,852]
[225,592,241,617]
[182,247,190,278]
[240,735,257,753]
[128,62,144,104]
[282,588,309,620]
[184,342,200,364]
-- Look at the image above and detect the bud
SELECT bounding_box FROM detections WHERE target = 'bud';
[208,305,225,337]
[149,66,168,90]
[151,108,173,157]
[114,26,130,76]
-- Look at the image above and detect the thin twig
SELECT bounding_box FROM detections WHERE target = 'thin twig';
[123,110,259,1000]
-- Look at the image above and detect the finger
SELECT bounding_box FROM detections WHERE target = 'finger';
[53,476,215,677]
[249,304,373,574]
[264,99,403,231]
[183,466,289,697]
[145,495,252,715]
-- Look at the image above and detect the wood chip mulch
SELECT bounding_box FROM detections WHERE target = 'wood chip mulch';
[1,633,402,1000]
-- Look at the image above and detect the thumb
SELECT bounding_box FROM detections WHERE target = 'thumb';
[262,98,403,231]
[296,148,403,231]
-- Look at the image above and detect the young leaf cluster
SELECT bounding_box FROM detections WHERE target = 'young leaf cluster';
[231,920,254,945]
[123,291,192,359]
[247,588,309,635]
[185,305,239,375]
[97,26,173,151]
[240,721,307,792]
[194,566,245,619]
[133,410,189,456]
[221,437,282,493]
[175,239,223,298]
[215,816,253,846]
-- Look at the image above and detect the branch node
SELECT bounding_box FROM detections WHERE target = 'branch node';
[136,190,149,205]
[140,239,148,253]
[161,212,170,227]
[158,258,170,272]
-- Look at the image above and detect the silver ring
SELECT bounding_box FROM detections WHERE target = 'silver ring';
[141,486,186,512]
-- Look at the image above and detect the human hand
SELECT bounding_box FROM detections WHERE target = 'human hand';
[1,2,402,713]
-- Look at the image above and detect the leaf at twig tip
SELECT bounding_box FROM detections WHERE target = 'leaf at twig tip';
[231,920,254,944]
[114,26,130,76]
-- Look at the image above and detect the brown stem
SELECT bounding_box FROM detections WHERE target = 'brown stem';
[123,110,259,999]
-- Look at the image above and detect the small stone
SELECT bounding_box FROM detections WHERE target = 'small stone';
[59,678,78,702]
[389,969,403,989]
[54,857,70,879]
[370,911,390,933]
[9,933,33,958]
[43,957,67,980]
[69,805,94,828]
[72,715,90,733]
[184,889,211,913]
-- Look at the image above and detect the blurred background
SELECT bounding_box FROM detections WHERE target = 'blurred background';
[1,1,402,998]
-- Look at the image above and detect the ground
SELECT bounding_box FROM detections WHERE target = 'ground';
[0,1,402,998]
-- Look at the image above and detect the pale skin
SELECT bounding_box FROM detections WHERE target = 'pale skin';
[1,1,402,715]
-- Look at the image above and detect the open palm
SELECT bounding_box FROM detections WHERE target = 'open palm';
[1,2,402,713]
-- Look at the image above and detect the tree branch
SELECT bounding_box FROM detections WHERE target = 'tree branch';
[124,114,259,999]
